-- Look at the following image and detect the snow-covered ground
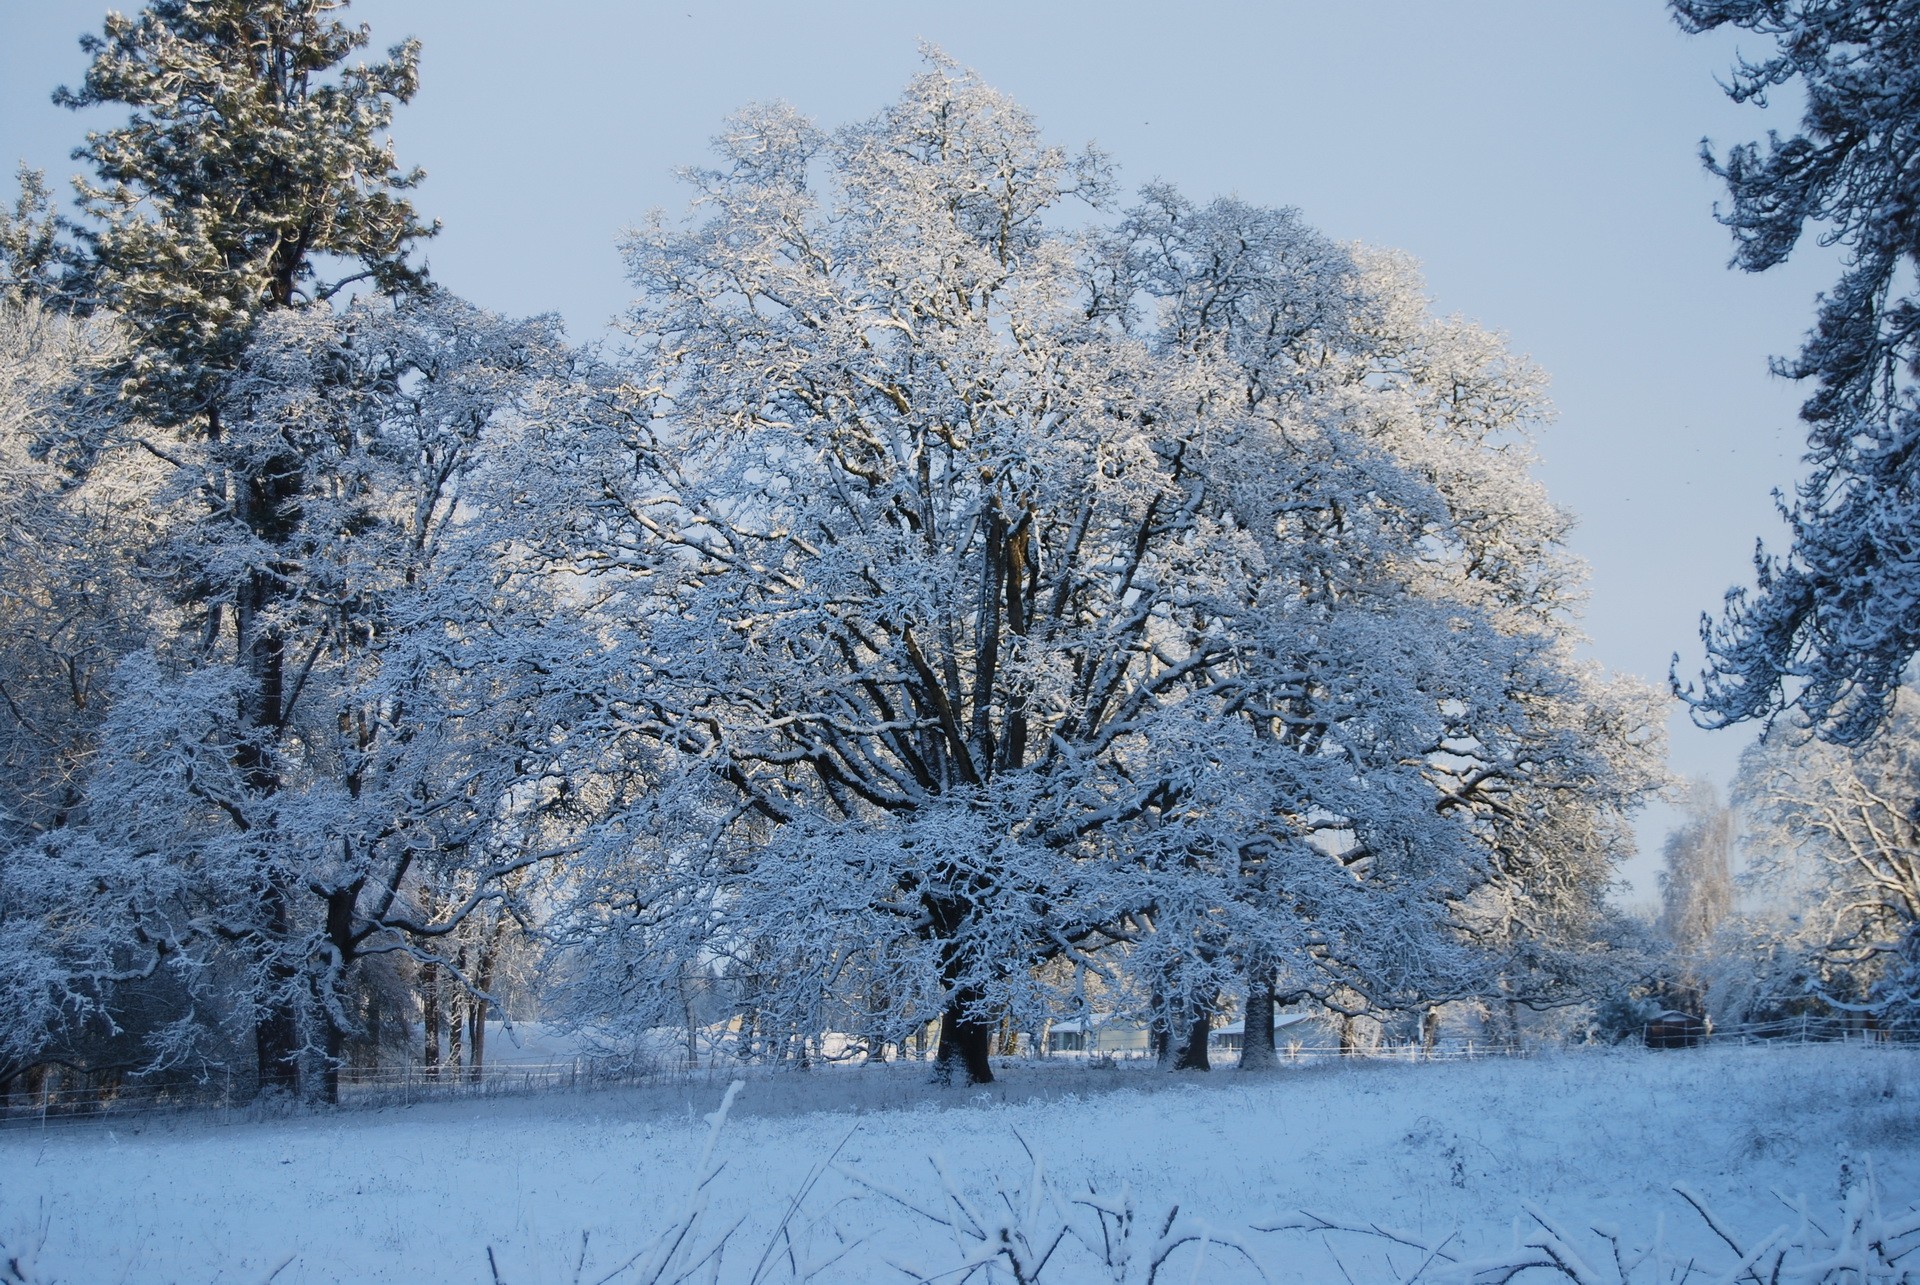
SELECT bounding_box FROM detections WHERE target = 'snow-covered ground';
[2,1044,1914,1283]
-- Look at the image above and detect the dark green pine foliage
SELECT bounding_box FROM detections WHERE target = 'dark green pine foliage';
[1674,0,1920,742]
[57,0,436,421]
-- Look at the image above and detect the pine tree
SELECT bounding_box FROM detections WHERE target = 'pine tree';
[57,0,435,419]
[1674,0,1920,742]
[54,0,434,1095]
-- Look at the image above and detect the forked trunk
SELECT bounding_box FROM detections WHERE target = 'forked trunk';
[1172,1014,1210,1071]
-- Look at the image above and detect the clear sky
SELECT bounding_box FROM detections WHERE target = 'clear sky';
[1,1,1838,901]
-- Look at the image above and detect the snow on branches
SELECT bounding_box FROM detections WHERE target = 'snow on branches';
[535,53,1663,1082]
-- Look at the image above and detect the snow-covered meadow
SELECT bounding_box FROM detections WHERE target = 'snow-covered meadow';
[3,1044,1914,1283]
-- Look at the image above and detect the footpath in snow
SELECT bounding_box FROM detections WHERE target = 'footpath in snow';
[1,1044,1914,1283]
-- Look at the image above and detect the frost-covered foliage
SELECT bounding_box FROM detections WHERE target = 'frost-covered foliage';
[1274,1170,1920,1283]
[533,52,1663,1082]
[5,6,1660,1095]
[1654,779,1734,1013]
[0,288,606,1094]
[1734,693,1920,1028]
[424,1082,1920,1283]
[0,299,160,1084]
[1674,0,1920,743]
[0,0,496,1098]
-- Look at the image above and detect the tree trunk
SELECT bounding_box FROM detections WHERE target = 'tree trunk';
[466,995,485,1084]
[1421,1006,1441,1054]
[1240,970,1277,1070]
[935,989,994,1084]
[447,987,464,1073]
[253,885,300,1096]
[1172,1014,1211,1070]
[233,434,306,1102]
[422,964,441,1079]
[320,1007,343,1105]
[679,969,699,1071]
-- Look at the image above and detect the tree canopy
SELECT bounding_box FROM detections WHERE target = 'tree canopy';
[1675,0,1920,743]
[0,11,1665,1099]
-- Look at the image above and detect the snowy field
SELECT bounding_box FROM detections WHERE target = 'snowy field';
[2,1044,1915,1283]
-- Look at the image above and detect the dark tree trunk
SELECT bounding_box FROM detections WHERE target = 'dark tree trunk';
[1240,971,1277,1070]
[465,990,487,1084]
[1172,1014,1211,1071]
[926,893,993,1084]
[314,880,365,1105]
[1421,1006,1441,1054]
[466,996,484,1084]
[469,932,498,1085]
[253,883,300,1096]
[422,964,441,1078]
[320,1008,343,1104]
[935,989,994,1084]
[233,429,308,1101]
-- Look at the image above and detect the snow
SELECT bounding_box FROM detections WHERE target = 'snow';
[3,1044,1913,1283]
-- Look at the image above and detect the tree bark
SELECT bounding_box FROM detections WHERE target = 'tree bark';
[422,964,441,1079]
[319,1003,343,1105]
[1239,970,1278,1070]
[1172,1014,1210,1070]
[253,883,300,1096]
[233,426,307,1101]
[935,989,994,1084]
[447,987,464,1073]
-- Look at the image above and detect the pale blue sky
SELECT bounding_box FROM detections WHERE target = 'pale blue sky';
[2,1,1838,899]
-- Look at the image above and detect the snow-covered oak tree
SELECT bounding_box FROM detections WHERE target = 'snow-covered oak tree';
[68,293,612,1099]
[535,54,1662,1082]
[1735,694,1920,1027]
[1113,191,1665,1059]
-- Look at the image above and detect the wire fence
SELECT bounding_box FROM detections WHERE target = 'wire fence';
[2,1014,1911,1132]
[0,1057,697,1132]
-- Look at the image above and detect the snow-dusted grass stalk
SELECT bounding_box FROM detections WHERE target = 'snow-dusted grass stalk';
[492,1079,866,1285]
[588,1085,1920,1285]
[836,1130,1268,1284]
[1262,1163,1920,1283]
